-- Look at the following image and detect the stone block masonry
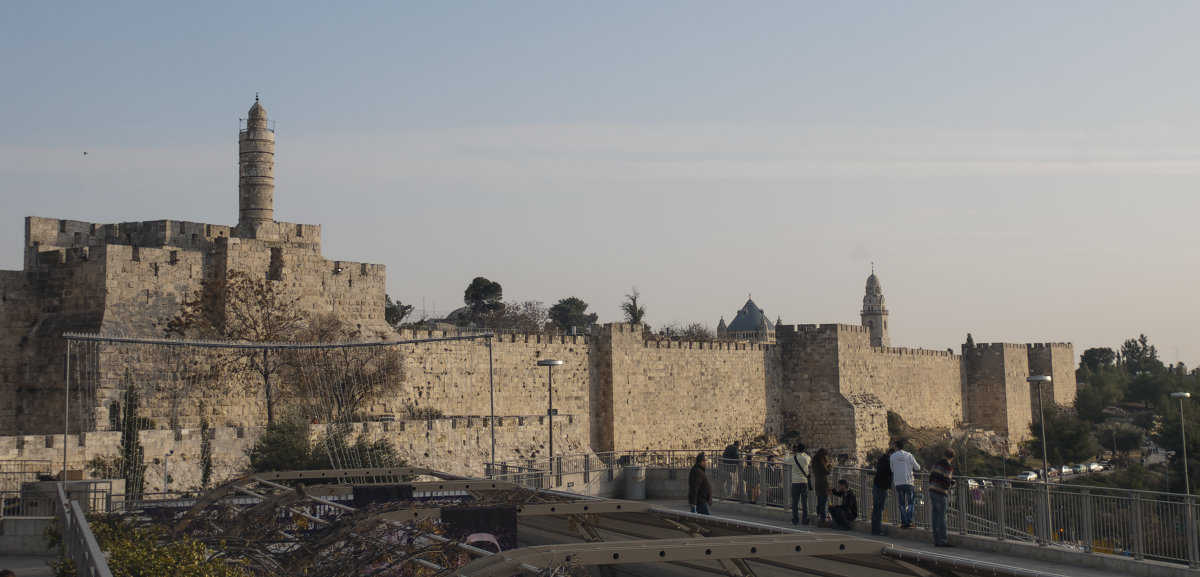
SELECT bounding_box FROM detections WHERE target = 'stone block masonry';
[0,417,585,491]
[0,100,1078,474]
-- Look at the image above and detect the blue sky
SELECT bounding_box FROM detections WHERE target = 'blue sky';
[4,2,1200,366]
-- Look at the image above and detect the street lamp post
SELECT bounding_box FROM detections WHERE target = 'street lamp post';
[537,360,564,464]
[1172,392,1191,496]
[1028,375,1053,545]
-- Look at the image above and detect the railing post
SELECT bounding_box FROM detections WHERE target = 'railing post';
[584,454,591,484]
[1131,493,1145,560]
[1080,488,1093,554]
[994,481,1006,541]
[956,479,969,535]
[1187,495,1199,568]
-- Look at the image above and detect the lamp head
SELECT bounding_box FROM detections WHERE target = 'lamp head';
[1171,392,1192,399]
[537,359,564,367]
[1026,375,1052,384]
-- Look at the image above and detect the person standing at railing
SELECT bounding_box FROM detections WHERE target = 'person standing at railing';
[871,447,895,536]
[721,440,742,497]
[765,454,783,506]
[890,439,921,529]
[787,443,812,525]
[688,452,713,515]
[745,453,761,504]
[813,448,834,525]
[928,449,956,547]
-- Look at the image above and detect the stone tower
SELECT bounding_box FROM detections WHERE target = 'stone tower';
[861,268,890,347]
[237,95,275,238]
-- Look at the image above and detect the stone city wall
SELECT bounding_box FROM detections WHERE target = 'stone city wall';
[596,323,780,453]
[0,416,584,491]
[963,343,1034,443]
[1027,342,1077,407]
[834,324,965,431]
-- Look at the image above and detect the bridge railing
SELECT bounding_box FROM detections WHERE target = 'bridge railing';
[488,452,1199,569]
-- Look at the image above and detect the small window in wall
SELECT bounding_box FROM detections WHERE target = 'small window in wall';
[109,402,121,430]
[868,320,874,329]
[268,247,283,281]
[59,221,67,233]
[179,222,185,234]
[169,250,178,265]
[296,224,303,237]
[74,232,81,245]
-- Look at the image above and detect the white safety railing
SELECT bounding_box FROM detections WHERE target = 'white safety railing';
[488,452,1200,569]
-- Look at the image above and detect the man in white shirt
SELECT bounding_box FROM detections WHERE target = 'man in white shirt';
[786,443,812,525]
[889,439,921,528]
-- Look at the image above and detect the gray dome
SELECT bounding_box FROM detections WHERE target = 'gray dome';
[726,298,774,332]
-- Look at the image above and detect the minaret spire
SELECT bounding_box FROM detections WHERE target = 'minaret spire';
[861,267,890,347]
[237,96,276,237]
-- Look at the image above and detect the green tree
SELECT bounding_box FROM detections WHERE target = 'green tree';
[482,300,551,332]
[384,295,414,326]
[1074,383,1108,423]
[85,517,250,577]
[1120,334,1164,376]
[549,296,598,333]
[118,371,149,498]
[463,277,504,323]
[657,322,715,341]
[1028,409,1096,465]
[620,287,646,324]
[1098,424,1144,459]
[1080,347,1117,372]
[246,413,405,473]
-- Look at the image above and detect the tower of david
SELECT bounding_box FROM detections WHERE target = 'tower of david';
[0,100,1076,477]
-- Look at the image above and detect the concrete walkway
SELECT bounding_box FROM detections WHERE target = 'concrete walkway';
[652,499,1193,577]
[0,555,55,577]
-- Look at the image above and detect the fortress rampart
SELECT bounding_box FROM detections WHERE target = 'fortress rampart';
[0,100,1079,485]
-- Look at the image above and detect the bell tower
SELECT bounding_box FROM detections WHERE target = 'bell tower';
[861,265,890,347]
[237,94,275,238]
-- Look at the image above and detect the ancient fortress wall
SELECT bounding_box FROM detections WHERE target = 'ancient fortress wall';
[1027,342,1077,407]
[963,343,1034,443]
[387,329,594,460]
[596,324,779,453]
[834,324,965,431]
[775,325,864,459]
[0,416,584,492]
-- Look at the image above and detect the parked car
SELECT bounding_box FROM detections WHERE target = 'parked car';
[1018,471,1038,481]
[1088,462,1104,472]
[1060,465,1073,476]
[1073,464,1088,475]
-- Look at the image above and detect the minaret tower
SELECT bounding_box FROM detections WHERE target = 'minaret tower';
[237,94,275,238]
[861,265,890,347]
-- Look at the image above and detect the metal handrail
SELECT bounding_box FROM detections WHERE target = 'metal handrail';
[55,483,113,577]
[487,451,1200,568]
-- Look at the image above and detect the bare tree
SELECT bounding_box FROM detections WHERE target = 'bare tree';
[166,270,306,424]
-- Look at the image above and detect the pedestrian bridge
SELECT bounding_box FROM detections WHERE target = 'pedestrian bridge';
[487,450,1200,577]
[2,454,1196,577]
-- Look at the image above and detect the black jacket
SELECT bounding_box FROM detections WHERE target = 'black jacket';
[832,488,858,520]
[688,464,712,506]
[873,451,894,490]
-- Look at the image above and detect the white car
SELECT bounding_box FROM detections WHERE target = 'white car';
[1088,462,1104,472]
[1017,471,1038,481]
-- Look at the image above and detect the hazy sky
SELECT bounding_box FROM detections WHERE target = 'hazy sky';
[4,2,1200,367]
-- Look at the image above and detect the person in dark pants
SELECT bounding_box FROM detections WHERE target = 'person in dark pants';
[929,449,956,547]
[787,443,811,525]
[871,447,895,536]
[688,452,713,515]
[830,479,858,530]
